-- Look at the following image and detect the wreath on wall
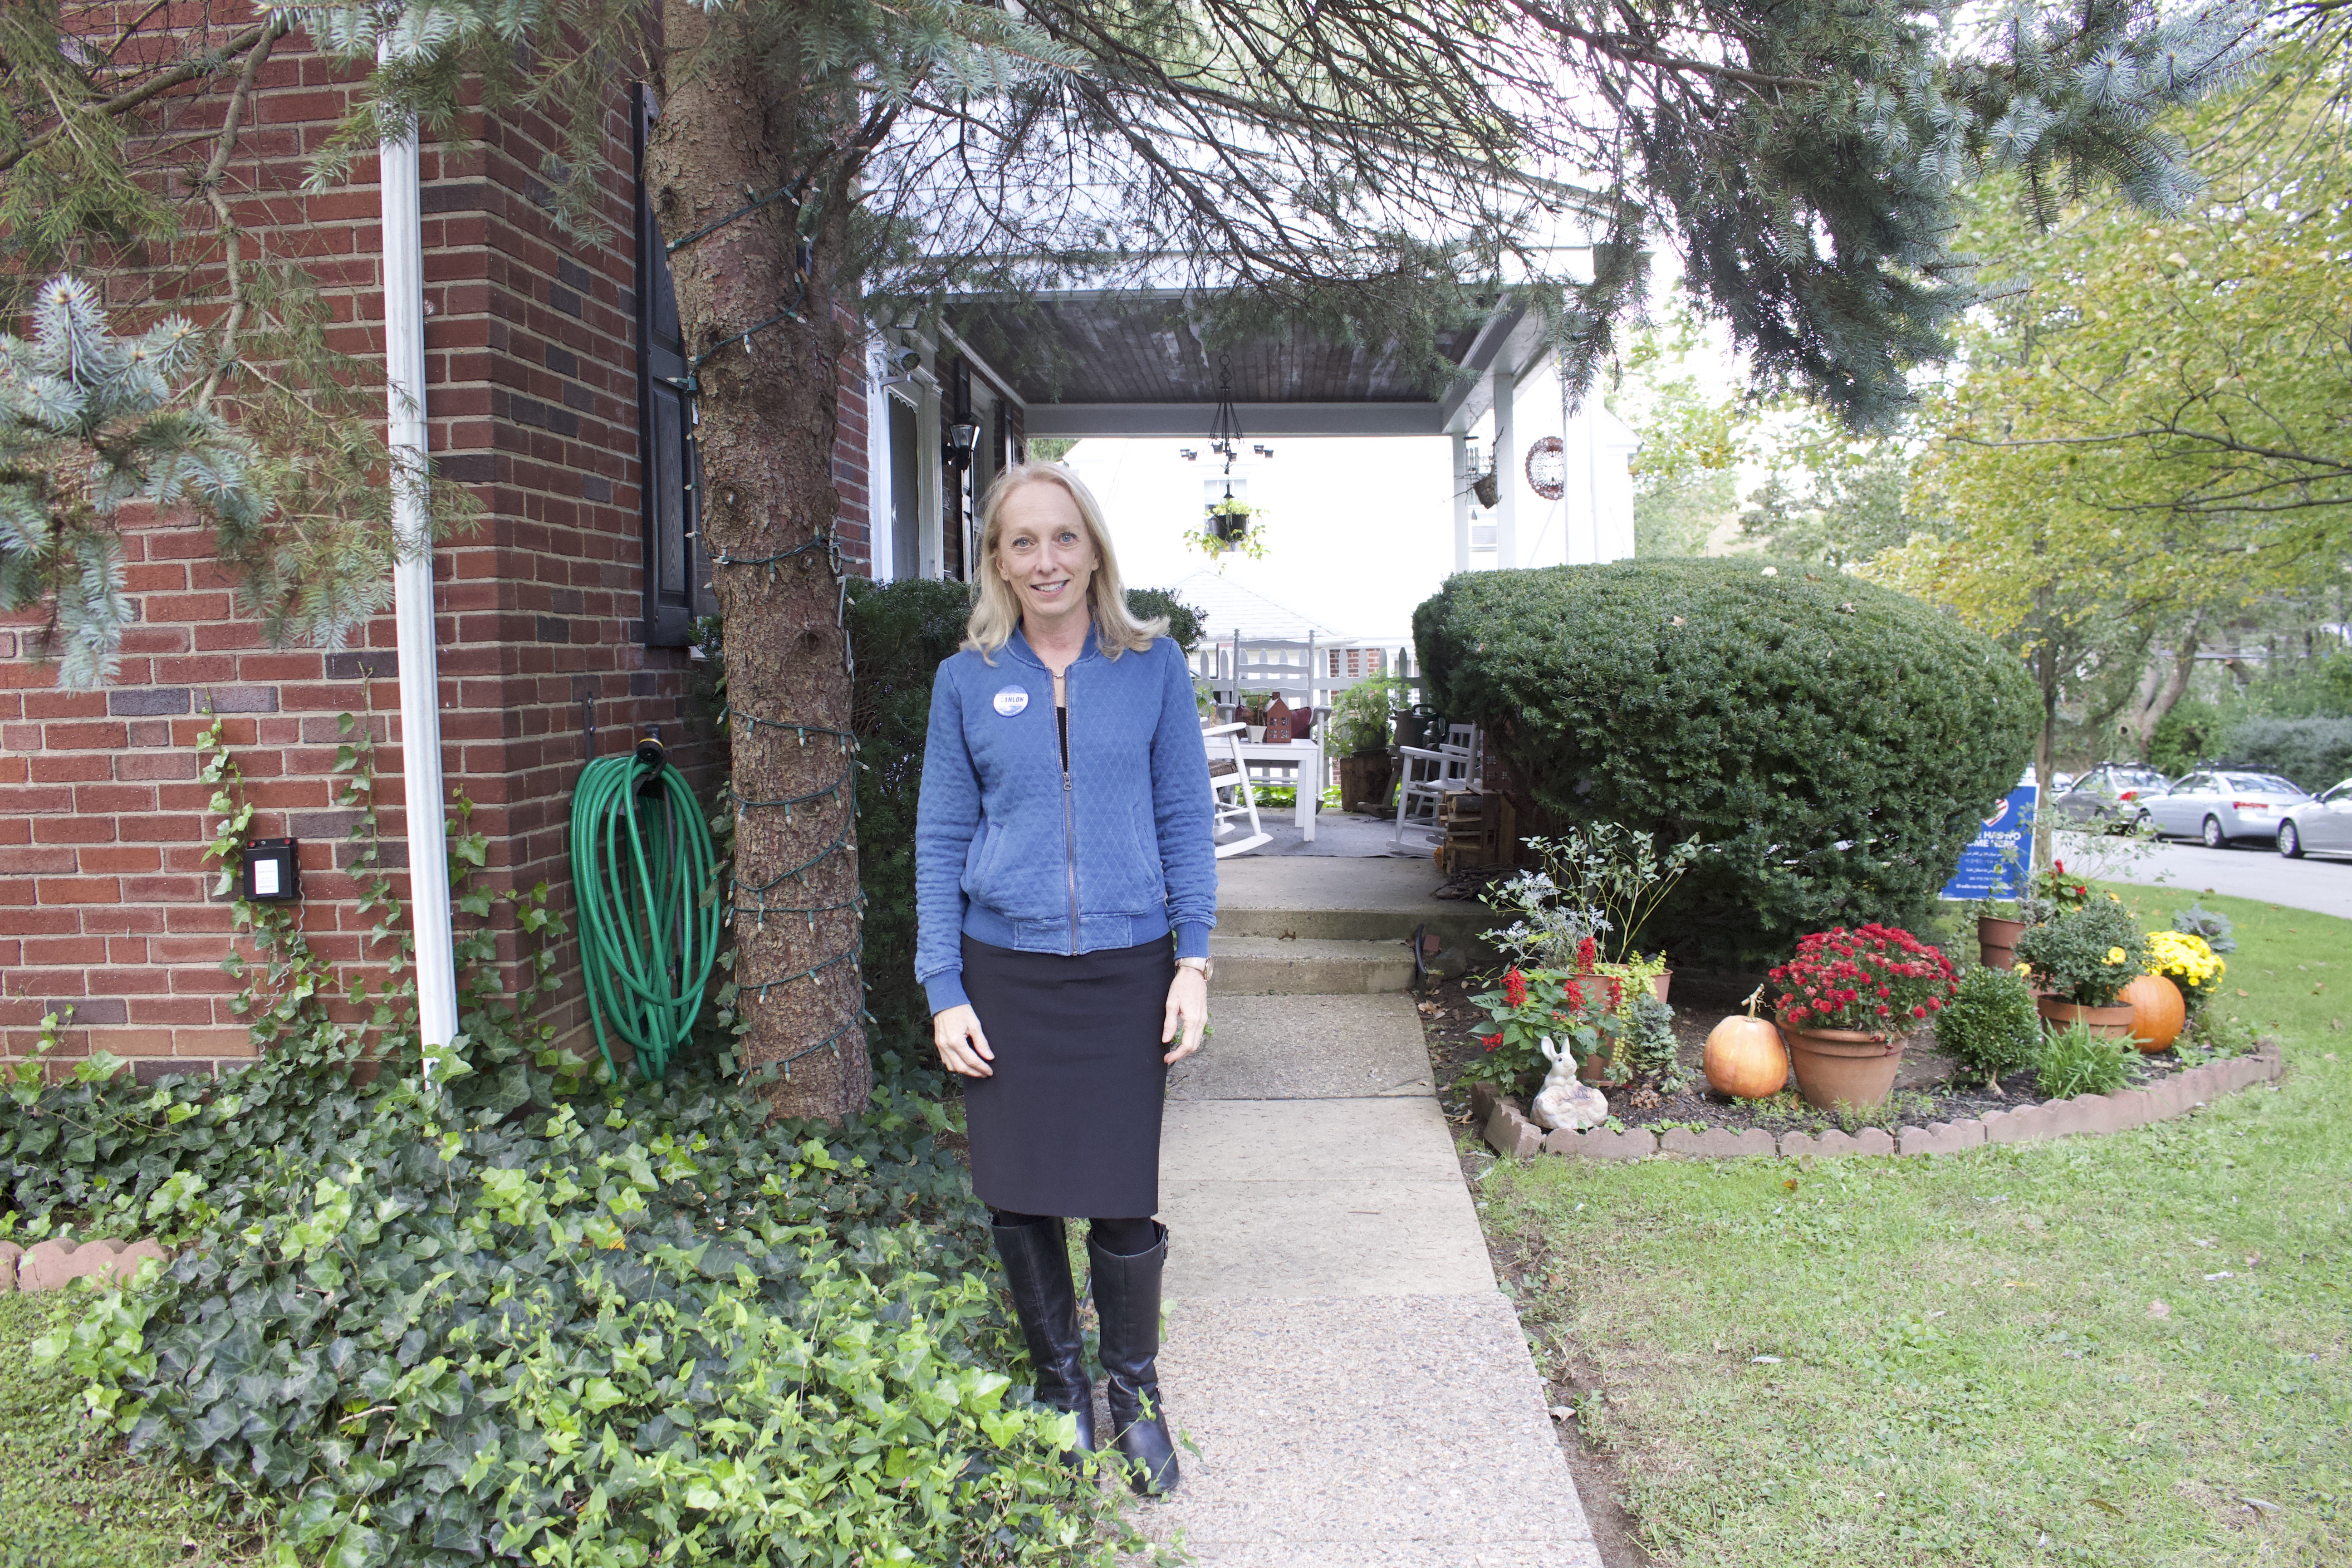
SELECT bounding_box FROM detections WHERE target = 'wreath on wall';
[1526,436,1567,501]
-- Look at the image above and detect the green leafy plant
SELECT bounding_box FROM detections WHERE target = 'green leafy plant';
[1507,826,1703,964]
[10,718,1153,1568]
[2031,1021,2130,1098]
[1328,673,1403,757]
[1462,967,1629,1095]
[2171,902,2237,954]
[1936,963,2043,1086]
[2013,898,2148,1006]
[2031,857,2095,915]
[1618,990,1686,1091]
[1413,560,2038,963]
[1190,493,1269,561]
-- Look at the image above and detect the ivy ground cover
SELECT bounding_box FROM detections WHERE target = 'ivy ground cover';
[1475,886,2347,1566]
[7,1034,1139,1567]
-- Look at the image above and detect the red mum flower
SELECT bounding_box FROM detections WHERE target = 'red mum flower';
[1911,1005,1926,1018]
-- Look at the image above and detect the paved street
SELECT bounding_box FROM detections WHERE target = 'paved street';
[2057,829,2352,920]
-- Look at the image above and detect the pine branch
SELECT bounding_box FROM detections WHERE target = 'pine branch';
[0,18,285,178]
[194,24,282,412]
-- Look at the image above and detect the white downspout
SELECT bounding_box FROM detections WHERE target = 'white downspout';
[378,54,460,1054]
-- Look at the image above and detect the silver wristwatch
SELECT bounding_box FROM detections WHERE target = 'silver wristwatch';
[1176,956,1214,981]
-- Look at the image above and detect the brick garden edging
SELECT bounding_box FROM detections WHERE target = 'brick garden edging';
[1473,1046,2284,1162]
[0,1236,172,1293]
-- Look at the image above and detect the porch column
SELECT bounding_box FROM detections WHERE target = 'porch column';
[1490,364,1518,570]
[1451,430,1470,572]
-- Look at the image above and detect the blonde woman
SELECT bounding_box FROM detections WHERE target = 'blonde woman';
[913,461,1214,1495]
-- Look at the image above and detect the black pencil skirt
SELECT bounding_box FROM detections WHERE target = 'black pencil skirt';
[957,933,1173,1218]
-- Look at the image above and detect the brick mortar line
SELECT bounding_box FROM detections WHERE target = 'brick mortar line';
[1474,1046,2288,1162]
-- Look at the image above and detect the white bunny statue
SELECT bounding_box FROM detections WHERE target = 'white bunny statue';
[1529,1035,1610,1132]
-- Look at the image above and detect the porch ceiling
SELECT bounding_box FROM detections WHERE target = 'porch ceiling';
[944,289,1551,438]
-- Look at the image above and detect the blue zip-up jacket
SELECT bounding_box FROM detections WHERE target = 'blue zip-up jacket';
[914,624,1216,1014]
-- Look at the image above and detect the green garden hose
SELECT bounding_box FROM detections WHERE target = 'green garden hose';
[569,737,720,1082]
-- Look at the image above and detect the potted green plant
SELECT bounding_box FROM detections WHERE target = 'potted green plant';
[1464,965,1630,1093]
[1329,675,1401,813]
[1768,923,1960,1109]
[1502,826,1703,999]
[2012,897,2148,1039]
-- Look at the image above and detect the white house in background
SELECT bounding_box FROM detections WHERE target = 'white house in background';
[1158,570,1343,646]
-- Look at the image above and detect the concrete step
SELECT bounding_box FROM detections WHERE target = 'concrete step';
[1210,936,1416,994]
[1214,854,1495,954]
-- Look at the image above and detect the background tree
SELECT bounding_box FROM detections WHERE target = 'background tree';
[1609,309,1741,558]
[12,0,2257,1116]
[1875,40,2351,863]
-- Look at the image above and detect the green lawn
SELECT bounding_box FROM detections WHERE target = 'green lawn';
[0,1290,266,1568]
[1479,885,2348,1567]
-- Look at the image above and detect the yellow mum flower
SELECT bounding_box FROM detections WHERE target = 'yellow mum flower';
[2105,947,2126,965]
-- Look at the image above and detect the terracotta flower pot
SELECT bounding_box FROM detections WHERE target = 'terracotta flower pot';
[1977,915,2027,971]
[1337,753,1395,814]
[1779,1018,1904,1110]
[1577,1044,1626,1086]
[1651,969,1673,1004]
[2036,995,2138,1041]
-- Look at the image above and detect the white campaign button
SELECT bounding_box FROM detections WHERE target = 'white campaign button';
[992,686,1029,716]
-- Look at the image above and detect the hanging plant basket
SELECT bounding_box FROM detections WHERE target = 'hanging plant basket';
[1471,471,1500,509]
[1190,496,1269,562]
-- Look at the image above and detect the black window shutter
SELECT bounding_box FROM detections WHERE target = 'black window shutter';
[634,88,710,645]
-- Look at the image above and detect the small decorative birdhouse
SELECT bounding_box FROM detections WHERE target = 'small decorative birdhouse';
[1265,695,1294,743]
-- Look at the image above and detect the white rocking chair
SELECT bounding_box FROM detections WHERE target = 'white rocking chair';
[1392,727,1479,846]
[1204,722,1273,858]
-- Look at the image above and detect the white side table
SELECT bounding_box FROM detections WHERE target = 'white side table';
[1231,738,1322,842]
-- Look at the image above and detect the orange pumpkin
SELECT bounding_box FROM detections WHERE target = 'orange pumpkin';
[2119,971,2185,1052]
[1705,1014,1790,1099]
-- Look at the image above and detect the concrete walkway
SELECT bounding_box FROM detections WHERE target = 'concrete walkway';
[1137,858,1601,1567]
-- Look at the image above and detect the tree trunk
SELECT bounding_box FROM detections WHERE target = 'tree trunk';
[648,4,869,1119]
[2032,588,2058,880]
[2123,615,2202,758]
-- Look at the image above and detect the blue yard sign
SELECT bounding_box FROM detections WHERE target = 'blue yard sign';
[1940,783,2038,901]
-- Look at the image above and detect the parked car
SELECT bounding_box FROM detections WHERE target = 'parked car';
[2046,762,2171,830]
[2135,770,2313,847]
[2277,778,2352,859]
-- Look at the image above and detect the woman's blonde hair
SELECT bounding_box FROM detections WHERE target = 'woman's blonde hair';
[963,461,1166,662]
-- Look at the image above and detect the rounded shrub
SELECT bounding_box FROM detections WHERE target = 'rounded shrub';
[1414,559,2037,962]
[1937,962,2042,1085]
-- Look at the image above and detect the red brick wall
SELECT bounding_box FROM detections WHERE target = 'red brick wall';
[0,17,874,1079]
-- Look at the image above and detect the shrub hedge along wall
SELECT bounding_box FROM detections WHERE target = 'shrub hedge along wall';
[1414,559,2038,962]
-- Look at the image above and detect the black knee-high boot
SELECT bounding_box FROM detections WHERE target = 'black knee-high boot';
[990,1217,1097,1462]
[1089,1220,1179,1496]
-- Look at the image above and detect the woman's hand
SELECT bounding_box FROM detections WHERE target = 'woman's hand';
[932,1004,995,1078]
[1162,967,1208,1065]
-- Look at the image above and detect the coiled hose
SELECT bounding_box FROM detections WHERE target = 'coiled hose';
[569,737,720,1082]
